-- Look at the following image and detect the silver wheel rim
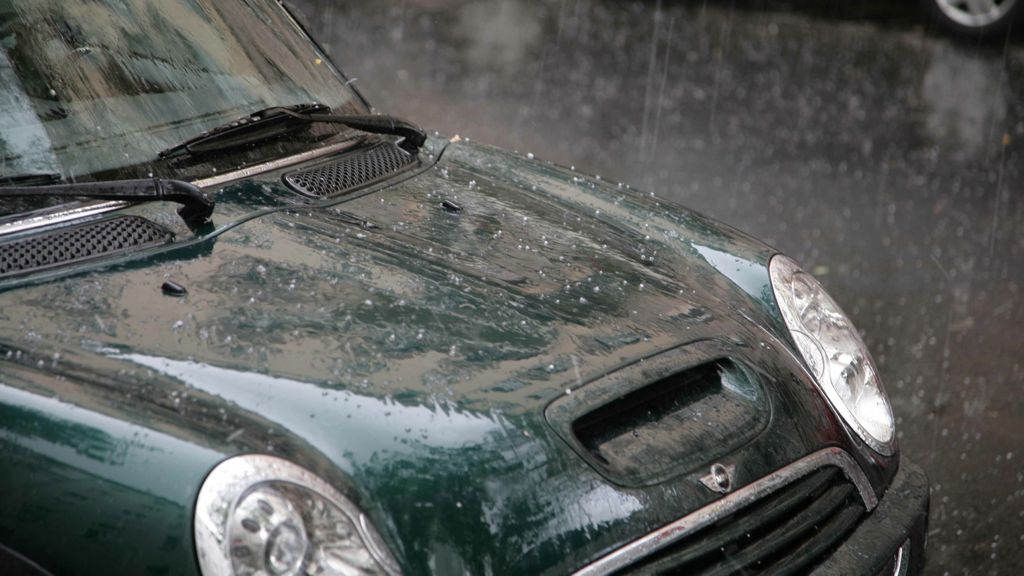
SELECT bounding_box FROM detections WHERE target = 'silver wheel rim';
[935,0,1019,27]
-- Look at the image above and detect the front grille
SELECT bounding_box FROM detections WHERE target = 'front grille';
[283,141,417,198]
[616,467,865,575]
[0,216,172,278]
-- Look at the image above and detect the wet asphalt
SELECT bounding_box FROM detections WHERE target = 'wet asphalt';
[291,1,1023,573]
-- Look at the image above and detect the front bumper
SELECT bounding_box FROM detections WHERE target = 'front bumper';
[569,449,928,576]
[813,454,929,575]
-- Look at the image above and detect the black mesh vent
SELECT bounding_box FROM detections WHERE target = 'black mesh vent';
[614,467,865,575]
[283,142,417,198]
[0,216,173,278]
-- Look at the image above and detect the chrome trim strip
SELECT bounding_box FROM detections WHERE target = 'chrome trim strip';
[0,201,128,237]
[0,140,360,238]
[571,447,877,576]
[892,539,910,576]
[192,139,358,188]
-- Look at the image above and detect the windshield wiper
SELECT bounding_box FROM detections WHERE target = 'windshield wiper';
[0,172,64,187]
[157,103,427,160]
[0,178,214,228]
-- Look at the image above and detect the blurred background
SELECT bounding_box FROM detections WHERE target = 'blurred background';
[290,1,1023,573]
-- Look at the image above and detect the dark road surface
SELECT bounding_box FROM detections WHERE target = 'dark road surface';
[292,1,1023,573]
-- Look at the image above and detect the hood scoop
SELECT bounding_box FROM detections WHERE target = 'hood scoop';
[546,341,771,487]
[283,141,417,198]
[0,216,172,279]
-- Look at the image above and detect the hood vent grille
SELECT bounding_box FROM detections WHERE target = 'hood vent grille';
[283,141,417,198]
[551,356,769,488]
[0,216,173,278]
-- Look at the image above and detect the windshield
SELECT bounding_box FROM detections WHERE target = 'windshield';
[0,0,363,183]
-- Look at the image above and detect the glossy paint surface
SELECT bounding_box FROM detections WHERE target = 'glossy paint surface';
[299,1,1024,570]
[0,137,886,574]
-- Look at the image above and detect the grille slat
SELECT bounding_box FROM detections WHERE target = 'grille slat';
[283,142,416,198]
[615,467,866,575]
[652,470,841,571]
[705,483,855,576]
[0,216,172,278]
[671,461,839,565]
[760,505,863,576]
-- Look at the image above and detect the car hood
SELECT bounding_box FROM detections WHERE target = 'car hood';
[0,138,849,575]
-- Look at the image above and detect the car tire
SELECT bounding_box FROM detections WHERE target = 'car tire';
[924,0,1022,38]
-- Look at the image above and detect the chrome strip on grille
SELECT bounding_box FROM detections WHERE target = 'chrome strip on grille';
[571,447,877,576]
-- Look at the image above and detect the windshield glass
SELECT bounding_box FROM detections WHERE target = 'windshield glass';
[0,0,362,183]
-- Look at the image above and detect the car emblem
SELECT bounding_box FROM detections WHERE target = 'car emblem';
[699,463,736,494]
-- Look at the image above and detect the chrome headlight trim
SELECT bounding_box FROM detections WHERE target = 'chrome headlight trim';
[769,254,896,456]
[194,454,401,576]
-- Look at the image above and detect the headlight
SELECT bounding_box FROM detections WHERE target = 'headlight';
[769,255,896,456]
[195,454,401,576]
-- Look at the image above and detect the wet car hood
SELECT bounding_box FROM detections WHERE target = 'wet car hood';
[0,138,850,574]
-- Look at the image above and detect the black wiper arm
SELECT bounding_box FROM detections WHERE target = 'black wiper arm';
[0,178,214,228]
[157,103,428,160]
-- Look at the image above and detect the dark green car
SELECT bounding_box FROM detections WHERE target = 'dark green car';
[0,1,928,575]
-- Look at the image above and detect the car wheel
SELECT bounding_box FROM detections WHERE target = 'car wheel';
[925,0,1021,37]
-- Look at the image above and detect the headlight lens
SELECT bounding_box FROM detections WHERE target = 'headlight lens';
[769,255,896,455]
[195,454,401,576]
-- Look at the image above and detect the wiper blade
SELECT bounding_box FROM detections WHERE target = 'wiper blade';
[0,172,63,187]
[278,107,427,153]
[158,103,329,160]
[157,103,427,160]
[0,178,214,228]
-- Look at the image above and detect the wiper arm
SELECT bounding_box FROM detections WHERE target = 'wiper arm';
[157,103,427,160]
[0,178,214,228]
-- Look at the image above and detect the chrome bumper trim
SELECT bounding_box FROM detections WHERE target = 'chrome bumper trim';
[572,447,877,576]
